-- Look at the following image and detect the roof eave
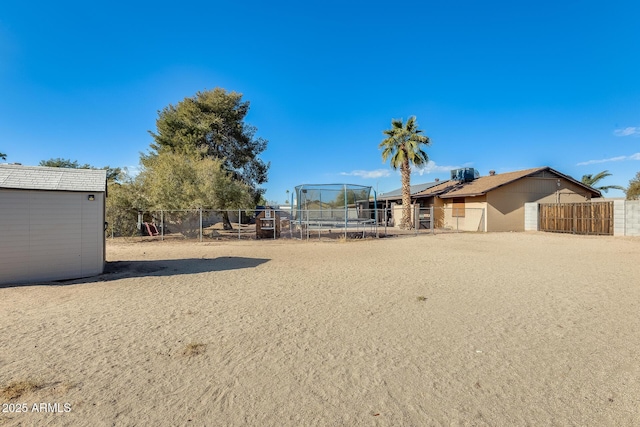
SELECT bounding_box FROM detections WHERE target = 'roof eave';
[544,167,603,198]
[439,192,486,199]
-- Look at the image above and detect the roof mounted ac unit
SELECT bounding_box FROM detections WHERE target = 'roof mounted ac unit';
[450,168,479,182]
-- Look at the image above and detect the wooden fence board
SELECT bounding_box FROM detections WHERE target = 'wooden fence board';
[539,202,613,235]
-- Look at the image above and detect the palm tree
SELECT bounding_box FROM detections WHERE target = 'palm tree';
[581,170,625,193]
[379,116,431,229]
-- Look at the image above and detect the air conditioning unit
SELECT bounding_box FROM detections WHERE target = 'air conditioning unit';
[450,168,479,182]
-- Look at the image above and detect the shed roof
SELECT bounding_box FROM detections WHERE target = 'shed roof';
[0,164,107,192]
[414,167,602,199]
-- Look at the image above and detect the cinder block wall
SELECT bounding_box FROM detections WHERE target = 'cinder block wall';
[625,200,640,236]
[614,200,626,236]
[524,203,539,231]
[495,201,639,235]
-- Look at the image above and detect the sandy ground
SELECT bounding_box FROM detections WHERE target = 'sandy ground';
[1,232,639,426]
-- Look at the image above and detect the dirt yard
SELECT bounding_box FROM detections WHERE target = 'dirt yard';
[1,232,639,426]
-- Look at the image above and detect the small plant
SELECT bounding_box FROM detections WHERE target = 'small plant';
[182,343,206,357]
[1,379,44,401]
[416,296,427,302]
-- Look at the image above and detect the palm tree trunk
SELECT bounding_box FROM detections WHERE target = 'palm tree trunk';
[401,159,412,229]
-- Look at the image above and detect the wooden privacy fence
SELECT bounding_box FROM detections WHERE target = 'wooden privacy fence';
[539,202,613,235]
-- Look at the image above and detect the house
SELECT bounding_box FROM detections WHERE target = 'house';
[377,181,443,226]
[412,167,602,232]
[0,164,107,285]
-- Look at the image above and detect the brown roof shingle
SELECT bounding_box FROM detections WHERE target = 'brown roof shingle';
[414,167,601,199]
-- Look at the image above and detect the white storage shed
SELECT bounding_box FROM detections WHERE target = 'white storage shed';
[0,164,107,285]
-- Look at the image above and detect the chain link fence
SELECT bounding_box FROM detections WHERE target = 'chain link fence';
[106,206,486,241]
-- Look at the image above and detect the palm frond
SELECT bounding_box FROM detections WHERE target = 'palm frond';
[581,170,625,193]
[380,117,430,163]
[598,185,626,193]
[582,170,612,186]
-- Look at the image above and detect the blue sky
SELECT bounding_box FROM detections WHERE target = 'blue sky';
[1,0,639,203]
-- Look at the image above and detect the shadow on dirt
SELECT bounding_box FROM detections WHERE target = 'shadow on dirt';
[0,257,270,288]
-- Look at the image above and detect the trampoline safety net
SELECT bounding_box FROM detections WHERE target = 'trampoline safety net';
[294,184,374,223]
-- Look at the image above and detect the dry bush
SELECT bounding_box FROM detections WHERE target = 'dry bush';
[182,343,206,357]
[0,379,44,401]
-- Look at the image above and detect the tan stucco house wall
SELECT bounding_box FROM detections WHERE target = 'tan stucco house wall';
[484,174,594,231]
[441,195,487,231]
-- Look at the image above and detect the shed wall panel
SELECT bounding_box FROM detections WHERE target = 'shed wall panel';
[81,193,103,275]
[0,189,105,285]
[0,191,30,282]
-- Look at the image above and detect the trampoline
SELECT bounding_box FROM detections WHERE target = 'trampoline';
[293,184,378,239]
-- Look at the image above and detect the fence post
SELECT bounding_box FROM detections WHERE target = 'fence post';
[383,208,387,236]
[374,200,379,239]
[238,209,241,240]
[482,208,486,232]
[430,206,434,234]
[161,210,164,241]
[344,184,348,240]
[199,208,203,242]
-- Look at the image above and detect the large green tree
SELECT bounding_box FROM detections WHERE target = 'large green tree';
[39,158,91,169]
[626,172,640,200]
[105,172,146,237]
[379,116,431,229]
[147,88,269,204]
[39,158,124,183]
[139,151,252,211]
[581,170,625,193]
[139,151,254,230]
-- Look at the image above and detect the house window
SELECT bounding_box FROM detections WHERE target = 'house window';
[452,198,465,217]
